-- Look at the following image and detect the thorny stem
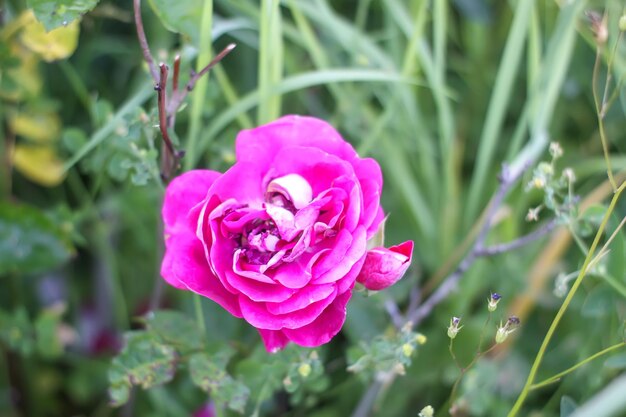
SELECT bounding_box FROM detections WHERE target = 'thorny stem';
[133,0,159,82]
[508,181,626,417]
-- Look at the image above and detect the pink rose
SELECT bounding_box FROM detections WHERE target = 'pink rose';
[161,115,413,352]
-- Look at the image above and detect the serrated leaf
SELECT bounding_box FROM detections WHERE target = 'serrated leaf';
[147,0,202,45]
[108,331,178,407]
[27,0,99,31]
[20,11,80,61]
[190,352,250,413]
[0,202,73,275]
[146,310,204,351]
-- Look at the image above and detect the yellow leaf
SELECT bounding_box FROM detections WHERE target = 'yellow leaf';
[20,13,80,62]
[9,112,61,143]
[0,43,42,102]
[12,145,65,187]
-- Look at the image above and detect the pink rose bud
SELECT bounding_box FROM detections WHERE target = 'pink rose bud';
[357,241,413,291]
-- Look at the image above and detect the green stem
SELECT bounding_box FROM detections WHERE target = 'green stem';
[184,0,213,171]
[507,181,626,417]
[193,294,207,337]
[530,342,626,391]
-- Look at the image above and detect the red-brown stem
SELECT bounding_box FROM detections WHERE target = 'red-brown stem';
[157,63,178,180]
[167,43,237,114]
[172,55,181,94]
[133,0,159,82]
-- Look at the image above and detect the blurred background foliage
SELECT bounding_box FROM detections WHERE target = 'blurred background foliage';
[1,0,625,416]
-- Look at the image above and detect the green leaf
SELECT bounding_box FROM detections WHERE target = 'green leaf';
[0,308,35,355]
[27,0,99,31]
[147,0,202,45]
[190,352,250,413]
[581,285,615,318]
[108,331,178,407]
[35,304,65,359]
[560,396,578,417]
[0,202,74,276]
[146,310,204,351]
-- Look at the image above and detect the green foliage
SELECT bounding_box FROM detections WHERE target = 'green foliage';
[347,324,425,381]
[145,309,204,352]
[28,0,99,30]
[0,202,73,276]
[108,331,178,407]
[147,0,202,45]
[190,351,250,413]
[0,308,35,355]
[3,0,626,416]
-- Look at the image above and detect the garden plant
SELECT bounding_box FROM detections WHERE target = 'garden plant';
[1,0,626,416]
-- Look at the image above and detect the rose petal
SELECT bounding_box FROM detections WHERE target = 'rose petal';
[266,173,312,209]
[239,286,338,330]
[161,229,242,318]
[265,283,335,315]
[235,115,358,173]
[258,328,290,353]
[163,170,221,231]
[282,290,352,347]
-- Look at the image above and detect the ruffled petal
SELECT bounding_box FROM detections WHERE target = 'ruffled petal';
[163,170,221,231]
[282,290,352,347]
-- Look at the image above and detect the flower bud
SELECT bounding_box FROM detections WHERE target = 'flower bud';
[356,241,414,291]
[526,207,541,222]
[495,316,521,344]
[402,343,414,357]
[415,333,427,345]
[487,292,501,312]
[419,405,435,417]
[298,363,312,378]
[563,168,576,183]
[447,317,463,339]
[549,142,563,159]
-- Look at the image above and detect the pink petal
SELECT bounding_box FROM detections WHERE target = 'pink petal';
[313,226,367,284]
[258,328,290,353]
[282,290,352,347]
[163,170,221,231]
[265,284,335,315]
[235,116,358,174]
[161,228,242,318]
[224,271,295,302]
[209,161,265,204]
[238,286,337,330]
[266,173,312,209]
[356,241,414,291]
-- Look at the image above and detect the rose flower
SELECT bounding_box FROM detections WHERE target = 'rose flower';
[161,115,412,352]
